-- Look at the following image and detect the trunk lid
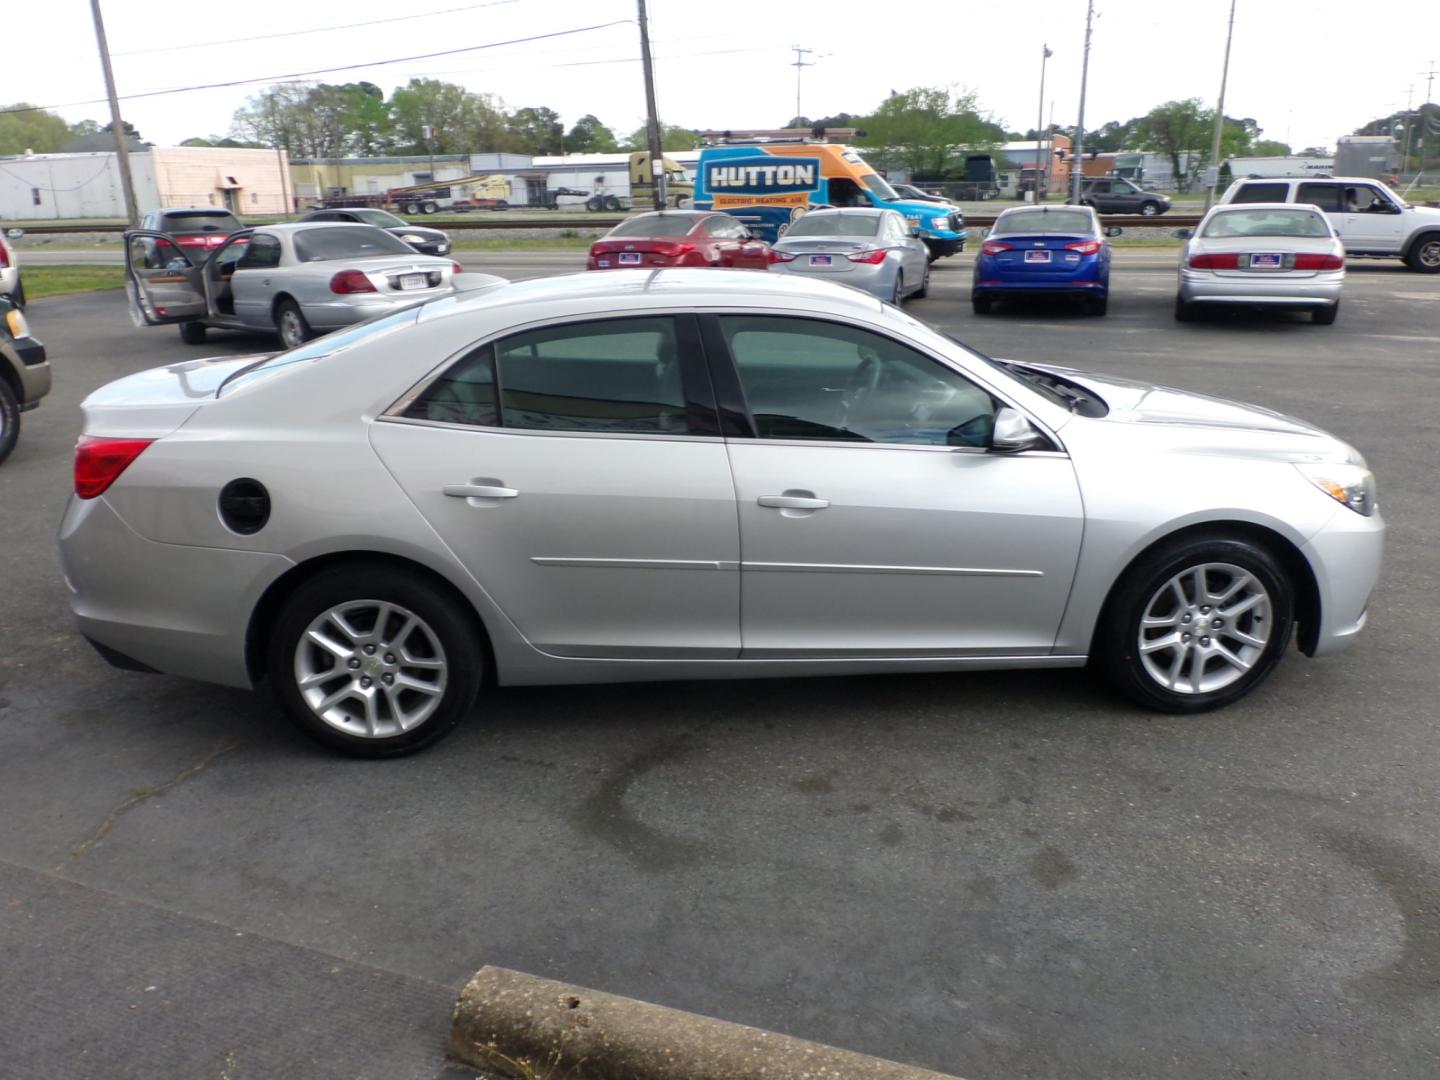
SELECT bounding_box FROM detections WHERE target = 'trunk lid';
[78,354,270,438]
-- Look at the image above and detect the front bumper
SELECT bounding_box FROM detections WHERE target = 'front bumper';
[1301,503,1384,657]
[4,334,49,407]
[1180,269,1343,307]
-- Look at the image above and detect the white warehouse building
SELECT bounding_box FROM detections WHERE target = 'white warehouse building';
[0,146,290,221]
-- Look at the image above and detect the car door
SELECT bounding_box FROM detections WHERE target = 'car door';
[707,314,1084,657]
[1109,179,1142,213]
[124,231,206,325]
[230,231,282,327]
[1296,181,1347,238]
[889,213,927,287]
[369,313,741,659]
[1337,183,1407,253]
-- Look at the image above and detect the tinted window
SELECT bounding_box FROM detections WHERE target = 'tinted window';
[402,344,497,427]
[1228,182,1289,204]
[349,209,407,228]
[1202,209,1330,238]
[720,316,997,447]
[606,214,702,238]
[236,234,281,269]
[991,209,1092,236]
[494,318,691,435]
[292,225,414,261]
[161,212,242,233]
[786,213,881,237]
[1296,183,1344,212]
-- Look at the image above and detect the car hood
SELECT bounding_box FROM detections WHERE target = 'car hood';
[1006,360,1362,463]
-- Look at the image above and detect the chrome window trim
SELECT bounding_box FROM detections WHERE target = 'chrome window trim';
[374,413,725,445]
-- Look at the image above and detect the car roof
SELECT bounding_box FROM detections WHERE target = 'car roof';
[1207,202,1324,212]
[155,207,239,215]
[806,207,887,216]
[252,221,389,233]
[997,205,1094,218]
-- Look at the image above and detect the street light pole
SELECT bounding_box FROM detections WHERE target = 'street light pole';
[1036,44,1052,201]
[637,0,666,211]
[88,0,139,228]
[1204,0,1238,211]
[1070,1,1094,205]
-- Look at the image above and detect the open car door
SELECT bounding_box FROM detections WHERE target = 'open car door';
[124,231,206,326]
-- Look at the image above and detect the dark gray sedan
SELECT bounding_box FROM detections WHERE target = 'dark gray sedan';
[298,208,452,256]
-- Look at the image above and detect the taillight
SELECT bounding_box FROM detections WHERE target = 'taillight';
[74,436,154,499]
[1188,253,1240,269]
[451,262,463,274]
[845,249,888,264]
[1294,253,1344,270]
[981,241,1013,256]
[0,244,8,268]
[329,269,377,294]
[767,249,797,263]
[658,242,696,258]
[1066,240,1102,255]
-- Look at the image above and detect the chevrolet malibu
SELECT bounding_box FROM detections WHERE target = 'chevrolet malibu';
[61,271,1383,757]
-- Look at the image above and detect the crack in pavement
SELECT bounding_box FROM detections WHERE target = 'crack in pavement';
[49,739,248,874]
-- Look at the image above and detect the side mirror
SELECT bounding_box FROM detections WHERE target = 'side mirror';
[989,406,1049,454]
[1104,226,1123,237]
[5,228,22,240]
[1174,227,1194,240]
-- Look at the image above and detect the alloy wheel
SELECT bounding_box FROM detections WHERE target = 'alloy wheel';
[1136,562,1272,695]
[1419,239,1440,269]
[279,310,305,348]
[293,599,448,739]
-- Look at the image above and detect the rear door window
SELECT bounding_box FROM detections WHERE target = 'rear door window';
[1296,183,1345,212]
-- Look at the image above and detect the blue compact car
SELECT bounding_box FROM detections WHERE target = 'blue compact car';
[972,205,1112,316]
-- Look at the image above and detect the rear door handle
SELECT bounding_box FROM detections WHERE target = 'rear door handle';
[758,494,829,510]
[444,483,519,499]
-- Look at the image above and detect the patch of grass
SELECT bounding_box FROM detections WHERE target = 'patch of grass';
[24,265,126,299]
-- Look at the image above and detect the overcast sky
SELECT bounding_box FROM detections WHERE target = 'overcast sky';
[19,0,1440,154]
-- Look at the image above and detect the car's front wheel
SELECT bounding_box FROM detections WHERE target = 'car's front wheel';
[267,564,484,757]
[275,300,312,350]
[1403,232,1440,273]
[1097,533,1294,713]
[0,377,19,464]
[179,321,207,345]
[1139,201,1161,216]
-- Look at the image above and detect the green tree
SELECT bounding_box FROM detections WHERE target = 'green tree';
[68,119,103,139]
[1133,99,1255,190]
[0,103,71,154]
[389,78,478,155]
[1251,139,1291,157]
[1086,118,1140,153]
[621,124,702,151]
[855,86,1005,177]
[565,114,618,153]
[507,106,563,154]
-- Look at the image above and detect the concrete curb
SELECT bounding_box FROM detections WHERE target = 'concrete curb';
[449,966,965,1080]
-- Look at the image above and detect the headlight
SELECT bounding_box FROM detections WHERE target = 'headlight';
[1296,462,1377,516]
[927,218,952,235]
[401,234,426,243]
[4,307,28,339]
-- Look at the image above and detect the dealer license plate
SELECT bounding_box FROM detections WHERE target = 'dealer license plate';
[809,254,833,266]
[1024,250,1052,264]
[618,252,643,265]
[398,273,428,290]
[1249,253,1284,269]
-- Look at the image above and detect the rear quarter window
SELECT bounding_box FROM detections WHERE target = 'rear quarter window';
[1228,183,1289,204]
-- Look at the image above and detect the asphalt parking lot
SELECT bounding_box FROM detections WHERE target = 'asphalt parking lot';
[3,253,1439,1079]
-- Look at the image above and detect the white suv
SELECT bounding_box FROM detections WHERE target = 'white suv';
[1218,176,1440,272]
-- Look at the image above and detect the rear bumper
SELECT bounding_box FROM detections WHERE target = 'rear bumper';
[973,279,1107,299]
[1180,269,1343,306]
[770,261,891,299]
[302,292,449,330]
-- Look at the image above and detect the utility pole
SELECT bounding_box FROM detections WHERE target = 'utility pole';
[1035,44,1053,201]
[88,0,139,228]
[637,0,666,211]
[1399,85,1415,177]
[1204,0,1238,211]
[269,96,291,218]
[791,46,816,124]
[1070,1,1094,205]
[1421,61,1437,175]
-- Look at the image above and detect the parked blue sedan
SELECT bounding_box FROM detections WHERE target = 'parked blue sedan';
[972,205,1113,316]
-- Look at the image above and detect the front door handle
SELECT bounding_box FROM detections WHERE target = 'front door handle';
[758,493,829,510]
[444,483,519,500]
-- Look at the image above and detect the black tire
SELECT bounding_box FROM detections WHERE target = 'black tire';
[1139,201,1161,217]
[585,196,603,212]
[1174,294,1195,322]
[404,202,421,215]
[1403,232,1440,273]
[1312,301,1339,325]
[11,278,24,309]
[275,299,312,350]
[603,195,622,212]
[179,321,208,345]
[1096,533,1294,713]
[1088,295,1108,316]
[891,272,904,305]
[913,262,930,299]
[492,200,509,211]
[422,201,438,214]
[267,564,484,757]
[972,294,993,314]
[0,376,19,465]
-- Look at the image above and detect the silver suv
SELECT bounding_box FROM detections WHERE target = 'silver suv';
[0,295,49,464]
[1218,176,1440,272]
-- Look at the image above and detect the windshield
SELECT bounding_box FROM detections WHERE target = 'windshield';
[786,213,881,237]
[350,209,407,228]
[219,308,419,396]
[162,212,241,233]
[1203,208,1330,238]
[992,209,1093,236]
[292,225,415,262]
[860,173,899,201]
[606,214,703,238]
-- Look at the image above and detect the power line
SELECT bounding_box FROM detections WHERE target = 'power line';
[0,21,632,118]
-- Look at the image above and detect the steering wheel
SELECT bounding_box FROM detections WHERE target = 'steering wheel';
[842,355,884,425]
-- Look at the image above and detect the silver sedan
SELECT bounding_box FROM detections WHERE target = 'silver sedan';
[768,208,930,302]
[126,222,469,348]
[61,270,1382,757]
[1177,203,1345,324]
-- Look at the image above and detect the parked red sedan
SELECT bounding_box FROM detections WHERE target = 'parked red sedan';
[588,211,771,270]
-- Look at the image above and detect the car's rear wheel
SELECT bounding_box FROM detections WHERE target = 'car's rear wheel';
[1097,534,1293,713]
[1088,294,1109,316]
[972,294,993,314]
[1403,232,1440,273]
[891,272,904,305]
[275,300,312,350]
[1174,294,1195,322]
[0,378,19,465]
[603,195,622,212]
[267,565,483,757]
[179,321,207,345]
[11,278,24,309]
[404,202,421,215]
[1139,201,1161,216]
[1312,301,1339,325]
[913,262,930,299]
